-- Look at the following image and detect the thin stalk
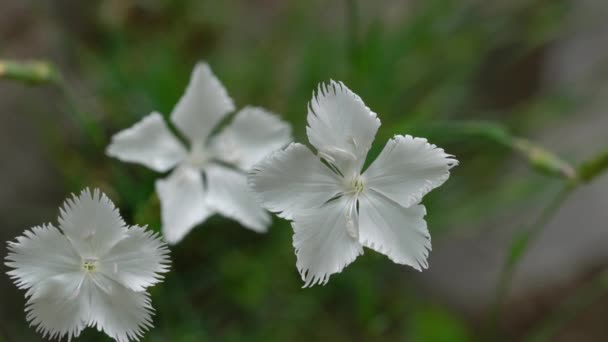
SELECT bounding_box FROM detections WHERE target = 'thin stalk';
[0,60,58,84]
[490,146,608,337]
[0,59,104,148]
[578,148,608,183]
[488,185,574,334]
[54,75,105,148]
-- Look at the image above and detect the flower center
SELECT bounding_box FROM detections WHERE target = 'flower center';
[82,258,98,272]
[353,177,365,193]
[345,175,365,196]
[186,144,209,169]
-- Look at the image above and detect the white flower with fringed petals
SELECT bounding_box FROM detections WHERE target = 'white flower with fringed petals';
[249,81,458,287]
[106,62,292,244]
[5,189,169,341]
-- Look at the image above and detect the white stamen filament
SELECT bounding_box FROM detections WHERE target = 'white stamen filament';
[345,199,359,240]
[321,146,357,161]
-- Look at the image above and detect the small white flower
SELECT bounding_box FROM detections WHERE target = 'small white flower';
[249,81,458,287]
[5,189,170,342]
[106,62,292,244]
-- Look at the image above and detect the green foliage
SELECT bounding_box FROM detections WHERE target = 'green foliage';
[408,305,473,342]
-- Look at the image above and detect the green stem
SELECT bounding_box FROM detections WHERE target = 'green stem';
[0,59,104,147]
[0,60,58,85]
[578,148,608,183]
[510,138,576,180]
[488,185,574,335]
[490,146,608,337]
[54,75,105,148]
[411,121,577,180]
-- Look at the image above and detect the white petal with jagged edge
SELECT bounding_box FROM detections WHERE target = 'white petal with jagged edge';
[248,143,342,220]
[170,62,235,144]
[205,164,270,233]
[5,224,80,291]
[155,166,213,244]
[58,189,127,258]
[306,81,380,174]
[363,135,458,208]
[292,196,364,287]
[211,106,292,170]
[24,273,89,341]
[87,278,154,342]
[358,190,431,271]
[106,112,187,172]
[98,226,170,292]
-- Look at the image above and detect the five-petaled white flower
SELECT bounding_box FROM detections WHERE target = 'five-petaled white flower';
[5,189,170,342]
[106,62,292,244]
[249,81,458,287]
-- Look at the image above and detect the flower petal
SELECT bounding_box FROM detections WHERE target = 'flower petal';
[211,106,292,170]
[292,196,363,287]
[99,226,170,292]
[358,190,431,271]
[205,164,271,233]
[155,167,213,244]
[170,62,235,144]
[58,189,128,258]
[363,135,458,208]
[5,224,81,291]
[106,112,187,172]
[88,280,155,342]
[248,143,342,220]
[24,273,88,341]
[307,81,380,174]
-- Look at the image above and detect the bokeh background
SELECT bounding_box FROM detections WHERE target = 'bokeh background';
[1,0,608,341]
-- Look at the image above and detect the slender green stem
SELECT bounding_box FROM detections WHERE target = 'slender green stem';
[490,146,608,337]
[0,59,104,147]
[510,138,577,180]
[578,148,608,183]
[54,75,105,148]
[488,185,574,335]
[0,60,58,84]
[411,121,577,180]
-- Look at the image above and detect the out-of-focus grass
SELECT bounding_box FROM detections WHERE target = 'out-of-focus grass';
[11,0,583,340]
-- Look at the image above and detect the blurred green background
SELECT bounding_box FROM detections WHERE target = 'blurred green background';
[2,0,608,341]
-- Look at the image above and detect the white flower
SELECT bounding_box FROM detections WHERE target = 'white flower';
[106,62,292,244]
[5,189,170,342]
[249,81,458,287]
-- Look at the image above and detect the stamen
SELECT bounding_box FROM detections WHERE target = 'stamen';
[344,175,366,196]
[82,258,98,272]
[348,136,358,149]
[353,178,365,193]
[317,151,336,164]
[344,199,359,240]
[84,231,95,241]
[322,146,357,161]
